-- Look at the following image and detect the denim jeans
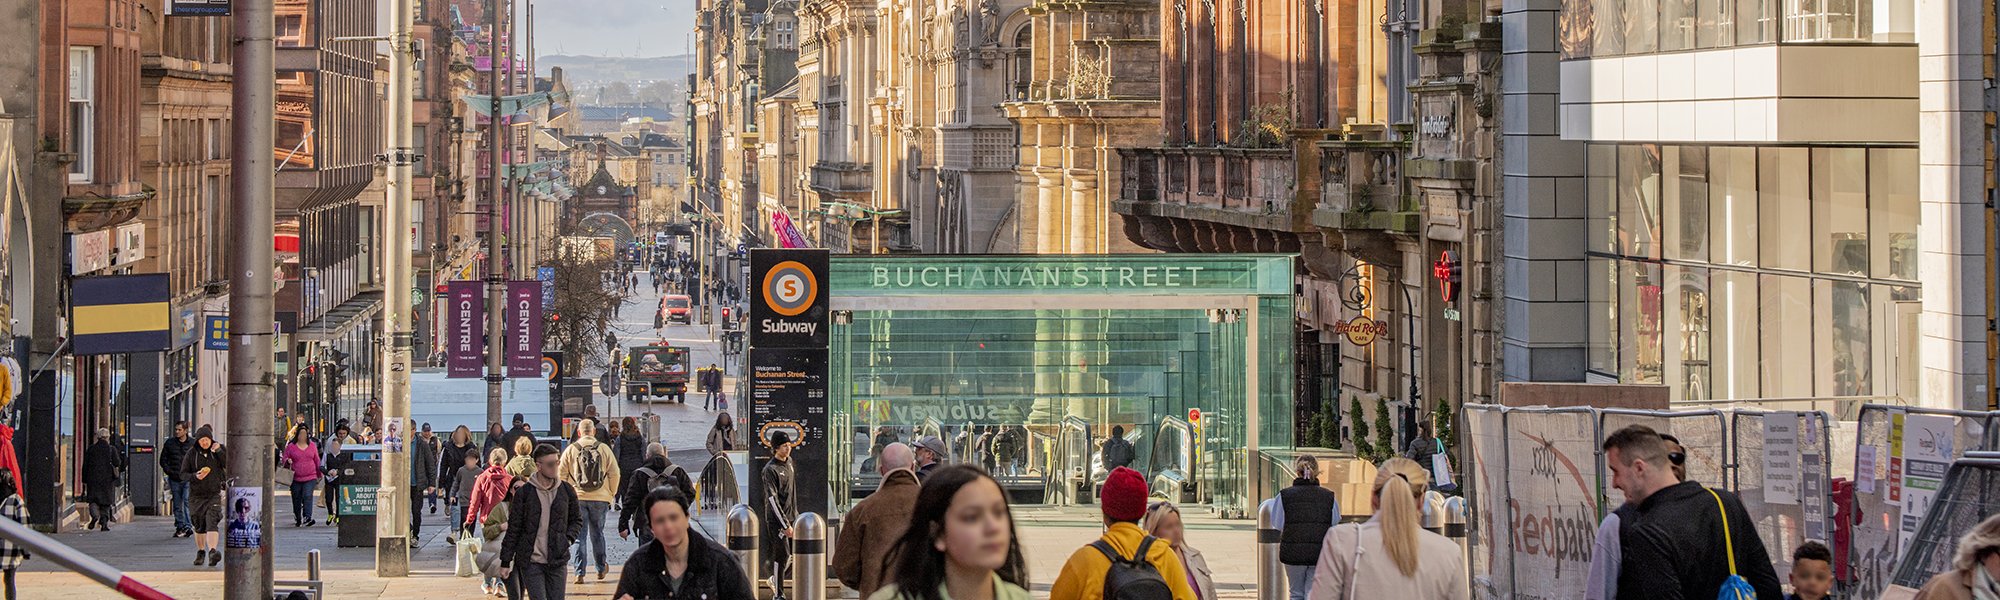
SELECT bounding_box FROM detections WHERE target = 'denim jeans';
[168,480,191,531]
[571,501,610,575]
[288,480,316,524]
[518,561,566,600]
[1285,564,1316,600]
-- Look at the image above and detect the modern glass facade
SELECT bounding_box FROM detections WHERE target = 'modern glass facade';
[825,255,1295,515]
[1559,0,1913,57]
[1585,144,1919,401]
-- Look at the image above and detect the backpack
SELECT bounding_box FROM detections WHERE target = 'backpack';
[576,446,609,492]
[635,465,690,495]
[1090,536,1174,600]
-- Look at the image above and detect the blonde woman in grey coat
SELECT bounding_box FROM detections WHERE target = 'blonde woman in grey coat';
[1145,500,1216,600]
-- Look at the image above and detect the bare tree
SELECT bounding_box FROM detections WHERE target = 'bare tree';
[543,217,628,378]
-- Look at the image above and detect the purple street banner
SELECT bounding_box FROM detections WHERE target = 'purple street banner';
[506,281,543,378]
[773,211,809,249]
[446,281,484,378]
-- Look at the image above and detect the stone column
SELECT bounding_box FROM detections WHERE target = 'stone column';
[1915,0,1994,408]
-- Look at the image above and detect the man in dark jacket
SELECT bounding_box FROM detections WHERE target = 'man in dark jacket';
[181,426,227,566]
[617,449,691,544]
[760,431,798,591]
[833,443,920,598]
[80,428,123,532]
[1607,425,1782,600]
[159,421,194,537]
[412,424,440,517]
[612,486,753,600]
[1101,425,1136,471]
[499,444,583,600]
[1274,454,1339,600]
[500,413,538,458]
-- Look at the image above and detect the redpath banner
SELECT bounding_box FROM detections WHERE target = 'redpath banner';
[506,281,543,378]
[446,281,484,378]
[772,211,809,249]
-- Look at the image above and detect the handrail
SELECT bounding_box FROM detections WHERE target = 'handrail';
[0,516,172,599]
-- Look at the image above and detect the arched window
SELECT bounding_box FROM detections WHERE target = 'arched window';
[1011,24,1033,100]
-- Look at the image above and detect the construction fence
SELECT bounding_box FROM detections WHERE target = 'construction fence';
[1463,403,1997,600]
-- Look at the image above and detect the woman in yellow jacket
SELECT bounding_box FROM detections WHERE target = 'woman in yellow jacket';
[1050,467,1199,600]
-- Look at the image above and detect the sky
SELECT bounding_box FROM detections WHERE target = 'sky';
[532,0,696,58]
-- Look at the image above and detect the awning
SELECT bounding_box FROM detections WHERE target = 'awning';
[294,291,383,343]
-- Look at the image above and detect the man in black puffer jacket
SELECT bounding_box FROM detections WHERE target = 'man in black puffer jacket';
[499,444,583,599]
[614,486,752,600]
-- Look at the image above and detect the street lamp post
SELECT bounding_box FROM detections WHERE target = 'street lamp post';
[224,0,277,596]
[376,0,417,574]
[485,0,507,427]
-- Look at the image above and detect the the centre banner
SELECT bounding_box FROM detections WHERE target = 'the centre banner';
[446,281,484,378]
[507,281,543,378]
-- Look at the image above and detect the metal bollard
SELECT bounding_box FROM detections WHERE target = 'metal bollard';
[1257,498,1284,600]
[727,504,760,595]
[792,513,827,600]
[1444,496,1469,557]
[1422,490,1447,535]
[307,548,321,581]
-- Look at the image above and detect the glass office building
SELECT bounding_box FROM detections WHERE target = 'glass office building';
[1553,0,1923,402]
[825,254,1295,516]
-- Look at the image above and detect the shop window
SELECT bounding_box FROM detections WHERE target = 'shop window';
[1589,256,1619,375]
[1815,279,1870,396]
[1711,269,1759,399]
[1620,261,1664,384]
[1666,146,1710,262]
[1698,0,1733,46]
[1711,146,1757,266]
[1758,147,1809,271]
[1626,0,1661,53]
[1617,145,1663,260]
[1736,0,1778,44]
[1869,148,1917,281]
[1811,147,1868,275]
[1592,0,1624,56]
[1665,265,1712,400]
[1589,144,1618,254]
[1758,274,1811,397]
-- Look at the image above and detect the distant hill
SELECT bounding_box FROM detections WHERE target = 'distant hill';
[538,54,696,86]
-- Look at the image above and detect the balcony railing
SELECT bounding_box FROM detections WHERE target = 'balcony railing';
[1115,146,1308,229]
[810,162,871,194]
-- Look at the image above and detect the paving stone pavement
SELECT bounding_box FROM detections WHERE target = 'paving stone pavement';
[13,501,1259,599]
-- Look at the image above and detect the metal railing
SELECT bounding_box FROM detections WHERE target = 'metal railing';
[0,515,172,599]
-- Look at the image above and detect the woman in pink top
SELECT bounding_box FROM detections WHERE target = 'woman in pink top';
[279,425,322,527]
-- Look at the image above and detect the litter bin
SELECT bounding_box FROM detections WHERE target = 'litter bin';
[331,444,383,548]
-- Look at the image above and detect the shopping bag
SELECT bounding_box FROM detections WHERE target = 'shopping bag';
[455,534,483,577]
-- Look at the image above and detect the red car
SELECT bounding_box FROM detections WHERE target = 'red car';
[659,295,692,324]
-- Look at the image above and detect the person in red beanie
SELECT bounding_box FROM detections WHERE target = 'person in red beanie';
[1051,467,1198,600]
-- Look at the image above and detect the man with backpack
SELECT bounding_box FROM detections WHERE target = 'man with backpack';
[1051,467,1197,600]
[617,443,690,545]
[556,418,622,584]
[1605,425,1782,600]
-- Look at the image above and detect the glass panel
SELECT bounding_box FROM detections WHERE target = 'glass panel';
[1699,0,1732,46]
[1869,148,1917,281]
[1738,0,1777,43]
[1815,280,1871,396]
[1665,265,1711,400]
[1619,145,1663,260]
[1872,283,1919,400]
[1626,0,1661,53]
[1594,0,1626,55]
[1812,147,1869,275]
[1759,274,1812,397]
[1759,147,1809,271]
[1666,146,1711,262]
[1621,261,1664,384]
[1663,0,1697,49]
[1712,270,1759,399]
[1590,256,1620,374]
[1590,144,1619,254]
[1561,0,1596,58]
[1711,147,1758,266]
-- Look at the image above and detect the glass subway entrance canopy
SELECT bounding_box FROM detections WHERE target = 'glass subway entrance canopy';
[825,254,1295,516]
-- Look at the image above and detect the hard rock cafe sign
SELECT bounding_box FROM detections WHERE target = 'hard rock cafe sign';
[1334,315,1388,345]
